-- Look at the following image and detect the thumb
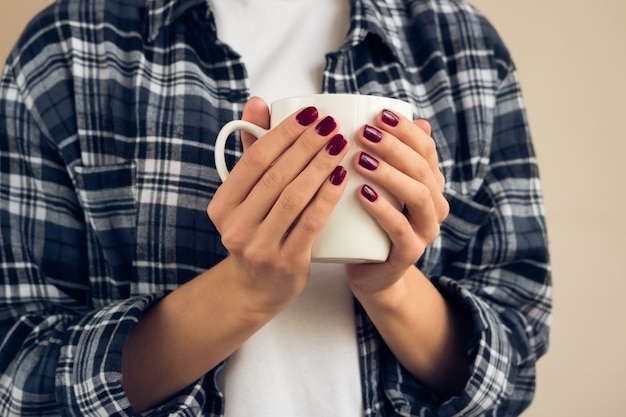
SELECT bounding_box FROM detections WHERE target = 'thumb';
[241,96,270,150]
[413,118,431,135]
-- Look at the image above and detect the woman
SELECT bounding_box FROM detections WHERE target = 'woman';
[0,0,551,415]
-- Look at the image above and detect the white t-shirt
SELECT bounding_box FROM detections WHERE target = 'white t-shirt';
[207,0,363,416]
[208,0,350,104]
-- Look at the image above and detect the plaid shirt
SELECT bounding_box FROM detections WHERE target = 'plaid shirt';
[0,0,551,416]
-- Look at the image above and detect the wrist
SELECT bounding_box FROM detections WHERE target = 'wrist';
[350,266,471,395]
[348,266,417,319]
[350,274,407,311]
[213,257,288,324]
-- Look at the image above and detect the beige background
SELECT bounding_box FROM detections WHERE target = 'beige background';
[1,1,624,415]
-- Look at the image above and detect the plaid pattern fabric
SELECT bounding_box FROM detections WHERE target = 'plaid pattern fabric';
[0,0,551,416]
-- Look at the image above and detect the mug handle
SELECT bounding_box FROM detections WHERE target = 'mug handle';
[214,120,269,181]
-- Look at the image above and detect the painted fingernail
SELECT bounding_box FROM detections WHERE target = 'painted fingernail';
[381,109,400,127]
[315,116,337,136]
[326,134,347,155]
[296,106,318,126]
[329,165,347,185]
[358,152,379,170]
[361,184,378,202]
[363,125,383,143]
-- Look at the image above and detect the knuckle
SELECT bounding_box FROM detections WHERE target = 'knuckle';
[313,155,336,173]
[387,134,401,153]
[318,191,338,209]
[299,130,323,152]
[390,219,410,241]
[207,202,219,222]
[413,183,432,206]
[261,169,284,190]
[299,212,323,234]
[278,190,306,213]
[281,117,307,138]
[412,160,429,180]
[241,144,267,170]
[437,199,450,222]
[220,229,245,253]
[437,171,446,190]
[423,137,438,160]
[426,223,441,242]
[207,189,228,223]
[316,180,342,205]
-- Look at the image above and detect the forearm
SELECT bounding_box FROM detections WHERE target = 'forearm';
[121,257,279,413]
[351,265,471,397]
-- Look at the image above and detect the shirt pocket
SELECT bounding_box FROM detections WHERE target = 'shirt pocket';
[73,162,137,297]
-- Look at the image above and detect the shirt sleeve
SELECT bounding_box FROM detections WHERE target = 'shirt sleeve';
[440,62,551,416]
[380,61,551,416]
[0,36,213,417]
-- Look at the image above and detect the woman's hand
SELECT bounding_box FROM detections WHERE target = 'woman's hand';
[208,97,350,312]
[344,110,470,397]
[346,109,449,294]
[124,99,350,413]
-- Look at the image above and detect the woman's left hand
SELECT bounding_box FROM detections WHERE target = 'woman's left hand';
[345,112,471,396]
[345,109,449,294]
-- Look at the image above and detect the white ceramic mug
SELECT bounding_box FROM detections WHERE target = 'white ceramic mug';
[214,94,413,263]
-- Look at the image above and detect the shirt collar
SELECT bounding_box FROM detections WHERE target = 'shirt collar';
[146,0,209,42]
[146,0,409,66]
[347,0,410,66]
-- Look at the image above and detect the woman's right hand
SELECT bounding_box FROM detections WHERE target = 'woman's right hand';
[207,97,350,312]
[124,99,349,412]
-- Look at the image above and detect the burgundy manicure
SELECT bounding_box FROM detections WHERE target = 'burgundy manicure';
[326,134,347,156]
[361,184,378,202]
[315,116,337,136]
[381,109,400,127]
[358,152,379,170]
[363,125,383,143]
[296,106,318,126]
[329,166,347,185]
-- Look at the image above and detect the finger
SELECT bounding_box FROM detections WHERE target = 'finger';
[282,165,349,260]
[241,96,270,150]
[240,116,340,225]
[356,183,429,266]
[412,118,445,191]
[355,150,449,224]
[375,110,444,189]
[355,151,441,232]
[357,123,449,221]
[217,105,321,207]
[256,132,349,248]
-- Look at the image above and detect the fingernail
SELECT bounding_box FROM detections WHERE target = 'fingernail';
[315,116,337,136]
[326,134,347,155]
[358,152,379,170]
[329,165,347,185]
[381,109,399,127]
[363,125,383,143]
[296,106,318,126]
[361,184,378,202]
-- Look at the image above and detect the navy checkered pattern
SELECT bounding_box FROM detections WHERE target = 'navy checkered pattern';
[0,0,551,416]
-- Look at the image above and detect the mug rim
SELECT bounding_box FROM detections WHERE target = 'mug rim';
[272,93,409,104]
